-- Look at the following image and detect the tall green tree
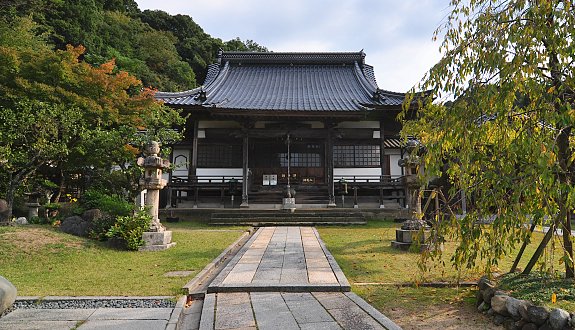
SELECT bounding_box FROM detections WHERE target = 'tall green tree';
[402,1,575,276]
[0,17,183,219]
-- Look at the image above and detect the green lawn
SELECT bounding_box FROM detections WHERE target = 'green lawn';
[318,220,570,317]
[0,222,248,296]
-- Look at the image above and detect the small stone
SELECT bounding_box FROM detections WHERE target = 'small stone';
[0,275,17,314]
[478,276,496,291]
[506,297,522,320]
[521,323,538,330]
[476,289,484,306]
[478,301,489,313]
[483,287,496,303]
[503,318,518,330]
[492,294,510,316]
[526,305,550,326]
[487,308,495,316]
[14,217,28,225]
[538,322,552,330]
[494,314,507,326]
[548,308,569,329]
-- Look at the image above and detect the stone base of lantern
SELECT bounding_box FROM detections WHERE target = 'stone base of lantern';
[139,231,176,252]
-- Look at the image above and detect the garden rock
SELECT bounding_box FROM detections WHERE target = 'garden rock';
[14,217,28,225]
[521,323,537,330]
[506,296,522,320]
[478,276,496,291]
[478,301,489,313]
[61,216,90,237]
[482,286,497,303]
[82,209,102,222]
[518,300,535,321]
[548,308,569,329]
[0,199,8,222]
[492,294,510,316]
[527,305,550,326]
[494,314,507,326]
[0,275,17,315]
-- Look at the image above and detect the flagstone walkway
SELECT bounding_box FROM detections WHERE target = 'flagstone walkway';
[208,226,349,293]
[200,226,401,330]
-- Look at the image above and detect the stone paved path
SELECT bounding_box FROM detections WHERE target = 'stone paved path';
[201,226,401,330]
[208,226,349,292]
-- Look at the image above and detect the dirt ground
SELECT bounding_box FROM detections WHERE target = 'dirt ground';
[387,302,502,329]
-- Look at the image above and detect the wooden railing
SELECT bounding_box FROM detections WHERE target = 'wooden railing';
[333,175,404,184]
[171,175,243,185]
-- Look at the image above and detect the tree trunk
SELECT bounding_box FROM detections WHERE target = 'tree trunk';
[52,169,65,203]
[562,211,574,278]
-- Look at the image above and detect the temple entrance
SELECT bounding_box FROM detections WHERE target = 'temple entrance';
[250,139,325,187]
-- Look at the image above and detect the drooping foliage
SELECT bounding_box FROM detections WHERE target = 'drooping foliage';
[402,0,575,276]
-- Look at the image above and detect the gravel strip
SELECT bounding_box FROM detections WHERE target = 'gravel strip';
[1,297,176,318]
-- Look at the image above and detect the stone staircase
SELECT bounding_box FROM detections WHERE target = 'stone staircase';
[209,209,366,225]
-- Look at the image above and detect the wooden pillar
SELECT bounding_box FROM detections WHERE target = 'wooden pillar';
[191,120,199,209]
[326,126,336,207]
[240,131,249,208]
[190,120,199,178]
[379,120,387,181]
[353,186,358,208]
[379,120,386,208]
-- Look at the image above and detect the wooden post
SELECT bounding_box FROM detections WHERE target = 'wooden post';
[194,186,199,209]
[326,125,336,207]
[190,120,198,179]
[240,132,249,208]
[220,187,225,208]
[353,186,358,208]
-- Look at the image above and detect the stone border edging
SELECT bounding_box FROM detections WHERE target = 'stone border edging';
[207,228,263,293]
[477,277,574,329]
[345,292,403,330]
[313,227,351,291]
[183,228,255,296]
[167,295,187,330]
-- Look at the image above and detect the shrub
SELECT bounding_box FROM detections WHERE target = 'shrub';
[106,210,151,251]
[80,189,133,217]
[88,213,116,241]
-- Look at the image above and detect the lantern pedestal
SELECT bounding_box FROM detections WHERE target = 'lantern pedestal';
[139,231,176,252]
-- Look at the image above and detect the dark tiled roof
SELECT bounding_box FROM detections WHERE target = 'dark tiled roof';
[155,51,406,111]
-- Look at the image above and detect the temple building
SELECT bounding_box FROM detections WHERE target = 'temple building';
[155,50,413,209]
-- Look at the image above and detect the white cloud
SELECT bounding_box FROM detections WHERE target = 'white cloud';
[135,0,450,91]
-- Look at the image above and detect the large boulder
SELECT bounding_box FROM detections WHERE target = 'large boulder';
[527,305,550,326]
[60,216,90,237]
[82,209,103,222]
[505,296,522,320]
[0,275,17,314]
[491,294,510,316]
[548,308,570,330]
[14,217,28,225]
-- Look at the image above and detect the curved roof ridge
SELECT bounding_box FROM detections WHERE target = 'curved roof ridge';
[155,86,203,99]
[352,62,377,98]
[219,50,366,65]
[203,61,231,99]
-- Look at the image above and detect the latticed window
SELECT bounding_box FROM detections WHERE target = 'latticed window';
[197,144,242,168]
[334,145,380,167]
[278,152,321,167]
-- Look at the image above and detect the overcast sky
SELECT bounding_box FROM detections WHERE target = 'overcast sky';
[135,0,451,92]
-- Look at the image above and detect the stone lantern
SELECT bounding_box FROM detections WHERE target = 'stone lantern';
[391,140,430,251]
[137,141,176,251]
